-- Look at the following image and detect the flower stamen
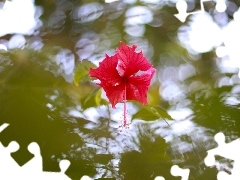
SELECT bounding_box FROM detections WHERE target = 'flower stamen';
[123,81,127,127]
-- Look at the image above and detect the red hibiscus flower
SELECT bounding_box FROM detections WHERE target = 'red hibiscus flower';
[89,42,156,126]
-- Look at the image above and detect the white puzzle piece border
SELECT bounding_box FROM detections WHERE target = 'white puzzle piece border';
[1,123,240,180]
[204,132,240,180]
[0,123,91,180]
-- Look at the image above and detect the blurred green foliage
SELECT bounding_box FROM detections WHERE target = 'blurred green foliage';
[0,0,240,179]
[74,60,97,86]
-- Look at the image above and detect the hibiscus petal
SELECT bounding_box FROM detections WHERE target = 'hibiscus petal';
[127,67,156,104]
[89,42,156,109]
[125,83,144,103]
[116,42,153,77]
[100,82,125,108]
[89,54,122,86]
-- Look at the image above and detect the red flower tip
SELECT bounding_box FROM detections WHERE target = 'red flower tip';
[89,42,156,108]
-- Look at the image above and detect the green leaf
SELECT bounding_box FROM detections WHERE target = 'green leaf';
[153,106,173,120]
[80,88,107,110]
[94,88,102,106]
[74,60,97,86]
[83,87,101,105]
[132,105,173,121]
